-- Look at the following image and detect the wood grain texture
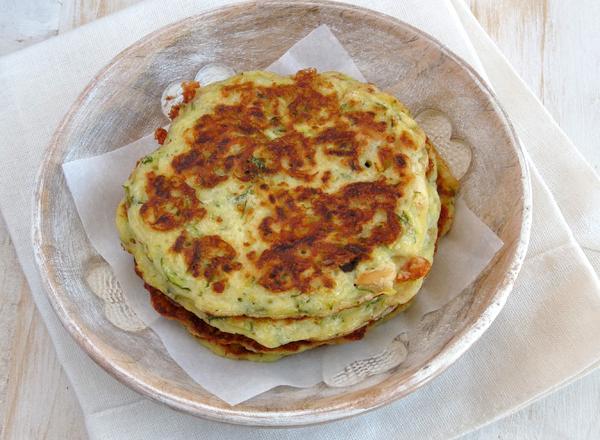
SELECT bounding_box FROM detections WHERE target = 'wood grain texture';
[58,0,142,32]
[0,0,599,438]
[0,0,140,55]
[465,0,600,173]
[0,220,87,440]
[0,0,61,54]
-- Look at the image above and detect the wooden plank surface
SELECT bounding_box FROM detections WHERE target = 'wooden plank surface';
[0,0,598,439]
[0,220,87,440]
[465,0,600,173]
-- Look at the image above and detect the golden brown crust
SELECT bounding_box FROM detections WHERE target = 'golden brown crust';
[118,70,462,360]
[150,69,419,294]
[396,256,432,282]
[139,173,206,231]
[147,283,370,356]
[427,139,459,239]
[170,232,242,292]
[256,181,403,293]
[154,127,167,145]
[181,80,200,104]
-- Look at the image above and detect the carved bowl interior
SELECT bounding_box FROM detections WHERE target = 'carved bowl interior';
[32,0,531,426]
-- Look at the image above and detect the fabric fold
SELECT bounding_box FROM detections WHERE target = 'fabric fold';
[451,0,600,267]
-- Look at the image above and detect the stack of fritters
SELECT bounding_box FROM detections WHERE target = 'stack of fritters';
[116,69,458,361]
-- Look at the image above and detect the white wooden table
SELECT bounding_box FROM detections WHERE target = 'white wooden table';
[0,1,598,438]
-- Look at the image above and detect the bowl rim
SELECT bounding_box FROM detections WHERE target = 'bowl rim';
[31,0,532,426]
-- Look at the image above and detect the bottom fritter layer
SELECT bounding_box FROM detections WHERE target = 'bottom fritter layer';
[146,283,412,361]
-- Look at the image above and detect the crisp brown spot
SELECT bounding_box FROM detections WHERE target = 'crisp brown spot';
[171,232,241,283]
[378,146,394,170]
[396,256,431,282]
[316,127,358,162]
[256,181,401,292]
[154,128,167,145]
[426,155,435,178]
[139,173,205,230]
[398,131,414,148]
[395,154,407,168]
[169,104,180,120]
[438,204,450,237]
[212,281,225,293]
[182,80,200,103]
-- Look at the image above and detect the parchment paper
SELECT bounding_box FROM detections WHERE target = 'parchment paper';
[63,25,502,405]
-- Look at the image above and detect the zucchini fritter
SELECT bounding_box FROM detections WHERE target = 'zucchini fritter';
[117,69,458,360]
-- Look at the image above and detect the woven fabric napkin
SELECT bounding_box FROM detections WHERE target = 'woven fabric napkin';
[0,0,598,439]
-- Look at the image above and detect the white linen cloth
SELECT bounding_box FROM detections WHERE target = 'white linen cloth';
[0,0,598,438]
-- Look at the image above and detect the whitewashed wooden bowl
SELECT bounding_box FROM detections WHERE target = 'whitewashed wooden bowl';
[32,0,531,426]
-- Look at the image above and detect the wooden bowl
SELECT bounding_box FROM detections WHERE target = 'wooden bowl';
[32,0,531,426]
